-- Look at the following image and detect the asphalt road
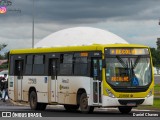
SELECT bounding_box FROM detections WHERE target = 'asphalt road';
[0,100,159,118]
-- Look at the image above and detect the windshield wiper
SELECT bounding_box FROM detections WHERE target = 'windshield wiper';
[116,56,127,68]
[133,56,141,69]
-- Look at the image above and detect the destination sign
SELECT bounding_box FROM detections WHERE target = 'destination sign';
[111,76,129,82]
[80,52,88,57]
[106,48,149,55]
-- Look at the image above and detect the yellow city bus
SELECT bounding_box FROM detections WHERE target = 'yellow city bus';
[8,44,154,113]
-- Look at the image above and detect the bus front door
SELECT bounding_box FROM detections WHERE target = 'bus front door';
[48,59,58,103]
[15,60,24,101]
[92,58,102,105]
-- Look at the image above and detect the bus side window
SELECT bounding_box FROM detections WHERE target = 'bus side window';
[74,57,88,75]
[92,59,102,81]
[32,55,45,75]
[60,54,73,75]
[93,60,98,79]
[25,55,33,75]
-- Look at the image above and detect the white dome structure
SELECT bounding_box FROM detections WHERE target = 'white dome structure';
[34,27,128,48]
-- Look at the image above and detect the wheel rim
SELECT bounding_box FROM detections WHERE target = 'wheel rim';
[32,96,36,105]
[81,97,88,109]
[31,93,37,107]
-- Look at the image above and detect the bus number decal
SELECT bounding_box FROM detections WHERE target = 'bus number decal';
[119,94,129,98]
[119,94,134,98]
[28,78,37,84]
[62,79,69,83]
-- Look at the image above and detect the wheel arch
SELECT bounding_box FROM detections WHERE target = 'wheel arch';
[28,87,37,101]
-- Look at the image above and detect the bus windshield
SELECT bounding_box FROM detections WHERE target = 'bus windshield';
[105,48,152,87]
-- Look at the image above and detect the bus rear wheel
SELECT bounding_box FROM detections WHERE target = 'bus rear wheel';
[118,106,132,114]
[30,91,38,110]
[29,91,46,110]
[80,93,94,113]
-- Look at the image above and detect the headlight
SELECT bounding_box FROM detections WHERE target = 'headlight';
[147,89,153,98]
[106,89,115,98]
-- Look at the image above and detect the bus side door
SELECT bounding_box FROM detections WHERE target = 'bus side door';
[91,58,102,104]
[14,59,24,101]
[48,58,58,103]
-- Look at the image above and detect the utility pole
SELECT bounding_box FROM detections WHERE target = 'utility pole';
[32,0,35,48]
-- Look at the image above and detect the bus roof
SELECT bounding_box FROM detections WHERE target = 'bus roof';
[10,44,149,54]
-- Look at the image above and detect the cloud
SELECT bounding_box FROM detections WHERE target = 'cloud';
[128,35,158,47]
[2,0,160,23]
[89,20,159,47]
[0,0,160,50]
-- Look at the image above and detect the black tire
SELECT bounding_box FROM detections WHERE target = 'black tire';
[29,91,47,110]
[118,106,132,114]
[64,105,79,111]
[29,91,38,110]
[79,93,94,113]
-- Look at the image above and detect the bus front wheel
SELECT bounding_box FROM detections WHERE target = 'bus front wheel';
[118,106,132,114]
[80,93,94,113]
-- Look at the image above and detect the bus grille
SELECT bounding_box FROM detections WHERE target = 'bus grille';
[118,99,144,105]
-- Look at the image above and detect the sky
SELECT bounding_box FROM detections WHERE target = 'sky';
[0,0,160,51]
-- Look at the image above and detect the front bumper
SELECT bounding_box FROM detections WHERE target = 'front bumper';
[102,95,153,107]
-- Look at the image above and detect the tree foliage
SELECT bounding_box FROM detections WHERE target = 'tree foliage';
[0,43,7,58]
[0,43,8,70]
[150,48,160,68]
[0,43,7,51]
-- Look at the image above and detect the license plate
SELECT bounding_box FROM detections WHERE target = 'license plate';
[127,102,136,106]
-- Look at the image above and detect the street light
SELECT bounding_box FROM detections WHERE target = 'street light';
[32,0,35,48]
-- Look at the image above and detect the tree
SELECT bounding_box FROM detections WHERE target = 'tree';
[0,43,7,59]
[150,47,160,68]
[0,43,7,51]
[150,48,156,66]
[0,43,8,70]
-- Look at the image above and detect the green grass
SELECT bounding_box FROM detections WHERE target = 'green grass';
[137,98,160,110]
[154,84,160,91]
[137,84,160,110]
[153,98,160,108]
